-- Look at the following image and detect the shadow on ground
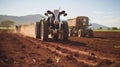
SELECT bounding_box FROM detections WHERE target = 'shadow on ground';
[47,38,87,47]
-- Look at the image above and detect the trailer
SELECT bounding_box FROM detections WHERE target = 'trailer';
[68,16,94,37]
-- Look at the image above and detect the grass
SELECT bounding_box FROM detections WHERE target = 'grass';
[93,29,120,32]
[0,27,16,33]
[0,27,16,29]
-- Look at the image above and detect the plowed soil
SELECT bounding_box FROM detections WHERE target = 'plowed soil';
[0,31,120,67]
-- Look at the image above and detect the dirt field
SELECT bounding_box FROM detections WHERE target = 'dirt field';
[0,31,120,67]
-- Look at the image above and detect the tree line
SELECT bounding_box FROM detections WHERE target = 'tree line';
[0,20,16,28]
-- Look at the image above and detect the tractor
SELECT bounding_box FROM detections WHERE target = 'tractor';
[68,16,94,38]
[35,9,69,41]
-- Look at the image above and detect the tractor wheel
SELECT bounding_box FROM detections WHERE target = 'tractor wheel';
[69,29,72,37]
[35,22,41,38]
[59,21,69,41]
[54,34,59,40]
[87,29,94,38]
[40,21,48,41]
[78,29,85,37]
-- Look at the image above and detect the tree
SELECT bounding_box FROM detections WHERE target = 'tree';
[99,27,102,29]
[112,27,118,30]
[0,20,15,27]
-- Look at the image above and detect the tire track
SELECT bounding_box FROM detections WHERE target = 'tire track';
[41,42,116,66]
[45,42,116,61]
[17,34,119,67]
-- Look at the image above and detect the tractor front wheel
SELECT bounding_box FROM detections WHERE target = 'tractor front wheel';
[59,21,69,41]
[40,21,48,41]
[78,29,85,37]
[35,22,41,38]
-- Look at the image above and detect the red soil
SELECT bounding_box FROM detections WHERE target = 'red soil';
[0,31,120,67]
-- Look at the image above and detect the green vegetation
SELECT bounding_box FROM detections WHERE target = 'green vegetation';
[0,20,15,27]
[93,26,120,32]
[111,27,118,30]
[93,29,120,32]
[0,20,16,29]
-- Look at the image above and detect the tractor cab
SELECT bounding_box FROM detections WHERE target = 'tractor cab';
[76,16,89,29]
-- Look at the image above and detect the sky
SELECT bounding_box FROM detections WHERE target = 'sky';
[0,0,120,27]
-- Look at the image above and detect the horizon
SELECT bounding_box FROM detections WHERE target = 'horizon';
[0,0,120,27]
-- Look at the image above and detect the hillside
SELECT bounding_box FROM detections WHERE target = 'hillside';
[0,14,44,25]
[0,15,110,29]
[89,23,110,29]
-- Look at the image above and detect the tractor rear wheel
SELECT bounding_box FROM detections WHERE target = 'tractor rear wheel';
[69,29,72,37]
[40,21,48,41]
[87,29,94,38]
[59,21,69,41]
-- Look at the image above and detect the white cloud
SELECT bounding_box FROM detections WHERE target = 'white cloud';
[102,15,120,23]
[91,15,120,27]
[93,11,104,14]
[103,17,120,23]
[107,12,113,14]
[103,18,119,27]
[93,11,113,15]
[92,11,120,27]
[102,15,114,18]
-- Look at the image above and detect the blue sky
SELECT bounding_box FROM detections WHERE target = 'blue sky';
[0,0,120,27]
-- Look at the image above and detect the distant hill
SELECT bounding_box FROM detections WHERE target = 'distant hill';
[89,23,110,29]
[0,14,44,25]
[0,15,110,29]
